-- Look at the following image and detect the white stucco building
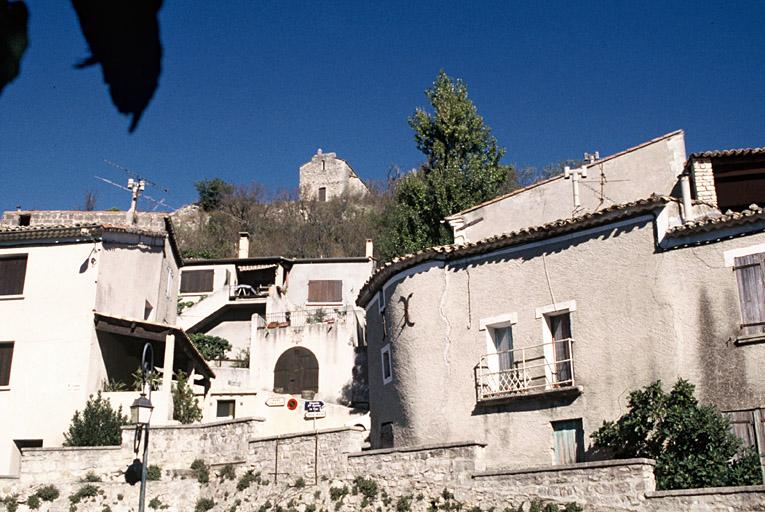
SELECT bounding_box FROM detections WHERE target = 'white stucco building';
[359,133,765,474]
[177,235,375,434]
[0,215,213,476]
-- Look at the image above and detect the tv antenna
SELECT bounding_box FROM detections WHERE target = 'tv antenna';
[100,160,172,213]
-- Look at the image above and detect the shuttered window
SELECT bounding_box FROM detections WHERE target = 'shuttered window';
[0,342,14,386]
[180,269,214,293]
[733,254,765,336]
[307,280,342,303]
[0,255,27,295]
[552,419,584,465]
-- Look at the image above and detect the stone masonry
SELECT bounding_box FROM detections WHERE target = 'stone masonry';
[689,157,718,206]
[299,149,368,202]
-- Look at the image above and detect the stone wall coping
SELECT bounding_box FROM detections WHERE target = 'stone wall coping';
[348,440,487,458]
[249,426,364,443]
[472,457,656,478]
[22,445,123,454]
[120,416,266,431]
[0,475,19,480]
[646,484,765,498]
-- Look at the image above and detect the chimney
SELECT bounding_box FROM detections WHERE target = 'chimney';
[679,171,695,223]
[238,232,250,259]
[365,239,374,259]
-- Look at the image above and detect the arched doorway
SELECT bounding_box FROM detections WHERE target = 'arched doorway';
[273,347,319,395]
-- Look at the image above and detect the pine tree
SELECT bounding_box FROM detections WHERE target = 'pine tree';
[172,370,202,424]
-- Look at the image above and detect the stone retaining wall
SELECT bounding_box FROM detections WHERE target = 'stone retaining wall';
[247,427,366,483]
[645,484,765,511]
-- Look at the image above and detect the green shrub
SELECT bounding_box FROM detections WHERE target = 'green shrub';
[396,495,413,512]
[218,463,236,481]
[190,459,210,484]
[35,485,60,502]
[189,333,232,360]
[592,379,763,490]
[352,476,378,499]
[0,494,18,512]
[132,369,161,392]
[63,392,127,446]
[236,469,261,490]
[69,484,99,504]
[148,497,164,510]
[293,477,305,488]
[329,485,348,501]
[195,497,215,512]
[173,370,203,424]
[27,494,41,510]
[82,470,102,482]
[147,464,162,481]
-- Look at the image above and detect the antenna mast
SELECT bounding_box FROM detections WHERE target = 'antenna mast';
[127,178,146,213]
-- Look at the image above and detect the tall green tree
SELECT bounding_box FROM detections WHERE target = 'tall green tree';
[195,178,234,212]
[379,71,515,260]
[592,379,762,490]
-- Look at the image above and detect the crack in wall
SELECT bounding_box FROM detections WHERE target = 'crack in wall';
[439,264,452,371]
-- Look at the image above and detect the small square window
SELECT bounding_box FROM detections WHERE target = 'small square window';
[216,400,236,418]
[380,344,392,385]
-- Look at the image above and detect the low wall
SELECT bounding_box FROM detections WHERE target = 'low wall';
[247,427,366,483]
[347,441,486,486]
[17,417,265,485]
[646,484,765,511]
[471,458,656,511]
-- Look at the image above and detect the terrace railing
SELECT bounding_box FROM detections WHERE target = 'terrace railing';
[475,338,574,401]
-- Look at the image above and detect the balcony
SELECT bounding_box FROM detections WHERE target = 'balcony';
[228,284,270,300]
[475,339,575,402]
[261,307,352,329]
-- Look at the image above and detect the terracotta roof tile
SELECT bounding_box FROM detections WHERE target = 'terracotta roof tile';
[689,147,765,159]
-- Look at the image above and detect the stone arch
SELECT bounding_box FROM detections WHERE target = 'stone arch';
[273,347,319,395]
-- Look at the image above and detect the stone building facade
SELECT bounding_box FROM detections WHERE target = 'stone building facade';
[299,149,369,202]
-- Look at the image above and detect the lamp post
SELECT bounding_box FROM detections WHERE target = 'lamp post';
[129,343,154,512]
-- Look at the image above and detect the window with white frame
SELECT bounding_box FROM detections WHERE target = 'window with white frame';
[479,313,517,374]
[380,344,392,384]
[536,301,576,388]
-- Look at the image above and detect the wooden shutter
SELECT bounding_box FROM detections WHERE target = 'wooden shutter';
[552,419,584,465]
[725,410,757,449]
[180,269,214,293]
[0,255,27,295]
[733,254,765,335]
[0,342,14,386]
[307,280,342,303]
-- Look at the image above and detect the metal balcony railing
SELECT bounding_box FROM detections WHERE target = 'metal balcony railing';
[475,338,574,401]
[263,307,351,328]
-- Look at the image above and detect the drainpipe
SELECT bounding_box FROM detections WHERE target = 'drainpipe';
[679,171,694,223]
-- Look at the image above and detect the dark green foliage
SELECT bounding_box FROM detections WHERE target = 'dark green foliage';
[26,494,41,510]
[63,391,127,446]
[352,476,378,500]
[190,459,210,484]
[148,497,164,510]
[396,494,413,512]
[173,370,202,424]
[592,379,763,490]
[218,463,236,481]
[378,71,515,261]
[81,471,101,482]
[0,494,18,512]
[258,500,273,512]
[189,333,232,360]
[69,484,99,504]
[293,477,305,488]
[35,485,60,502]
[196,178,234,212]
[147,464,162,481]
[132,368,161,392]
[194,497,215,512]
[329,485,349,501]
[236,469,261,491]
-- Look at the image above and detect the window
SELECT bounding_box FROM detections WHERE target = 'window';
[0,342,14,386]
[180,269,214,294]
[479,313,517,374]
[144,300,154,321]
[216,400,236,418]
[491,326,513,371]
[0,254,28,296]
[318,187,327,202]
[273,347,319,394]
[381,344,392,384]
[547,313,573,385]
[733,254,765,336]
[552,419,584,465]
[307,280,342,303]
[377,289,385,313]
[18,214,31,226]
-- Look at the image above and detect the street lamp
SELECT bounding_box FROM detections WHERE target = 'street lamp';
[125,343,154,512]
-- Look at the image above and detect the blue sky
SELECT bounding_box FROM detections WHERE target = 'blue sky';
[1,1,763,212]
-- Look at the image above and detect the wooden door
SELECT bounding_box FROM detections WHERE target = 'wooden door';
[273,347,319,394]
